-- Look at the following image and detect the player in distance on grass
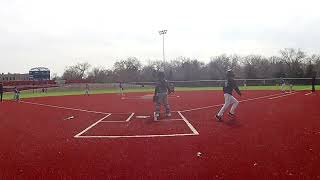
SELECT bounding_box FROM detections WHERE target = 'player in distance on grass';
[85,83,90,96]
[0,82,3,102]
[215,69,242,122]
[312,76,316,93]
[14,87,20,102]
[119,82,124,96]
[280,78,286,93]
[153,71,172,120]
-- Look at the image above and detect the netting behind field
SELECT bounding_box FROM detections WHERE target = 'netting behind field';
[6,78,315,93]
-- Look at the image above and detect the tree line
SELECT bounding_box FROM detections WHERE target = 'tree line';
[58,48,320,83]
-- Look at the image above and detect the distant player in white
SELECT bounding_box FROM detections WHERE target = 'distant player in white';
[216,70,242,121]
[85,83,89,96]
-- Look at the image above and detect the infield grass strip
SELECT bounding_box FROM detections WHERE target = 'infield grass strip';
[1,85,317,100]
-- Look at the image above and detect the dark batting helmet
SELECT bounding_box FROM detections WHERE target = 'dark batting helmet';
[226,69,235,78]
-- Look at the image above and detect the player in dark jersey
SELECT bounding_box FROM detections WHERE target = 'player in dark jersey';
[0,82,4,102]
[216,70,242,122]
[312,76,316,93]
[119,82,124,96]
[153,72,172,121]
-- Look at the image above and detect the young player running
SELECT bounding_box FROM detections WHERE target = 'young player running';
[216,70,242,122]
[153,72,172,121]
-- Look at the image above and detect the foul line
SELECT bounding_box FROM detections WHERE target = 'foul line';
[268,92,297,100]
[19,100,130,115]
[74,114,112,138]
[19,100,110,115]
[179,92,286,113]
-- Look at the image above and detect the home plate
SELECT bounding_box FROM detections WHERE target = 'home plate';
[136,116,150,119]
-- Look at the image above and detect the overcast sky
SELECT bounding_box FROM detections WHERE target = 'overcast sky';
[1,0,320,75]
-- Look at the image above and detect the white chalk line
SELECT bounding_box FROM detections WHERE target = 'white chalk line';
[178,111,199,135]
[158,119,184,122]
[305,92,313,96]
[179,92,287,113]
[268,92,298,100]
[19,100,129,115]
[75,111,198,138]
[74,114,112,138]
[126,113,135,122]
[74,133,198,139]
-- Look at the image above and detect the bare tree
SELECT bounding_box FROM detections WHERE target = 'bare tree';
[279,48,306,77]
[87,67,111,83]
[62,62,91,80]
[113,57,142,82]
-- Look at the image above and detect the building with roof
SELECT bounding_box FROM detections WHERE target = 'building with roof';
[0,73,30,82]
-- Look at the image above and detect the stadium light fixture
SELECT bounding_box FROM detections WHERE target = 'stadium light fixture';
[159,30,167,71]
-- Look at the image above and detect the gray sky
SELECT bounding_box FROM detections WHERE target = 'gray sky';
[1,0,320,75]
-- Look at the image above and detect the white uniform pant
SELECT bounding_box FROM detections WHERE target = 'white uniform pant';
[217,93,239,116]
[281,83,286,92]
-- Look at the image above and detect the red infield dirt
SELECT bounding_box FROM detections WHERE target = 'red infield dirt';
[0,90,320,180]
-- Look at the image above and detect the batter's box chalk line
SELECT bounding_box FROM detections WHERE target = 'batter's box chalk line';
[74,111,199,139]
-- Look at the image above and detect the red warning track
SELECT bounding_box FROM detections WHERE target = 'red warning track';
[0,91,319,179]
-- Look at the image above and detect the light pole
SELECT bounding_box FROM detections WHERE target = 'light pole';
[159,30,167,71]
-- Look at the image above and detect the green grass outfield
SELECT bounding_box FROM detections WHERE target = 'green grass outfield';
[2,85,317,100]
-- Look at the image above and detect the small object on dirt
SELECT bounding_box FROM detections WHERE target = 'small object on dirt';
[197,152,202,157]
[253,162,258,167]
[64,116,74,120]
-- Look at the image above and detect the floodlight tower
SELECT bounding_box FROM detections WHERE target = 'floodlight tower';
[159,30,167,71]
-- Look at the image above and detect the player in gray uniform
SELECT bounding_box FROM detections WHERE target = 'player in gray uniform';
[153,72,172,120]
[216,70,242,122]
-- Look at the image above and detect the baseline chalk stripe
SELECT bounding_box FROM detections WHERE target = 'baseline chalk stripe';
[268,92,297,100]
[179,92,286,112]
[19,100,110,115]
